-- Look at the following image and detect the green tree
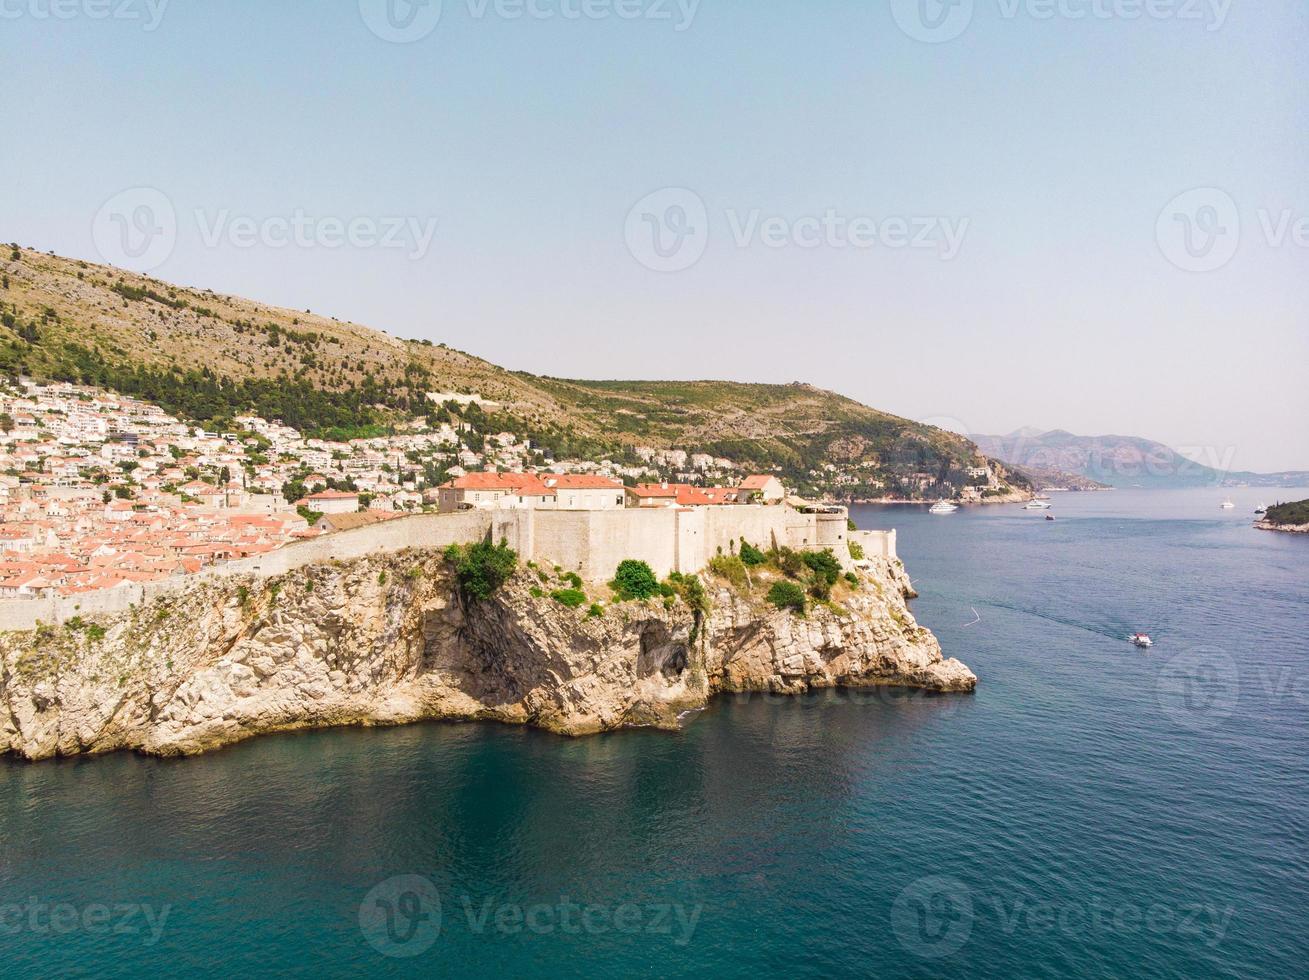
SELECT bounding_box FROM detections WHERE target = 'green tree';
[610,560,660,601]
[766,581,807,615]
[451,540,518,601]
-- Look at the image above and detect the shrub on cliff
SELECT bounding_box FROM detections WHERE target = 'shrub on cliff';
[449,539,518,601]
[802,549,842,589]
[738,540,767,567]
[610,560,660,601]
[665,571,711,615]
[767,581,806,616]
[708,554,749,590]
[551,588,587,609]
[772,547,805,579]
[847,540,865,561]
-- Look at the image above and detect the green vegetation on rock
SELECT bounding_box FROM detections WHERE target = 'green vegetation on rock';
[766,581,807,616]
[1264,499,1309,526]
[551,588,587,609]
[447,540,518,601]
[610,560,660,601]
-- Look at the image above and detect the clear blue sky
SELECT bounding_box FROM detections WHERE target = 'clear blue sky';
[2,0,1305,470]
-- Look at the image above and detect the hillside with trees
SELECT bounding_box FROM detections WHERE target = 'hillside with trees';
[0,245,1021,498]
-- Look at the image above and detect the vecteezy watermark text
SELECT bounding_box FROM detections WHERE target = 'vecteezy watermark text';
[891,876,1234,959]
[0,0,169,30]
[358,875,701,958]
[91,187,439,272]
[358,0,700,43]
[194,210,439,258]
[891,0,1232,44]
[0,899,171,946]
[625,187,968,272]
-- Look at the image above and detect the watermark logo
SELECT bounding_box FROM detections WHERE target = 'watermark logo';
[359,875,443,958]
[891,0,1232,42]
[1156,188,1240,273]
[1156,646,1239,732]
[91,188,440,267]
[358,875,702,957]
[624,189,968,272]
[891,875,975,958]
[92,187,177,272]
[360,0,699,40]
[625,187,710,273]
[890,0,976,44]
[359,0,444,42]
[194,209,439,259]
[891,876,1235,956]
[0,900,171,946]
[0,0,170,30]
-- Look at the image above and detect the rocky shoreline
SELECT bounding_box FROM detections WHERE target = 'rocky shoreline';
[1254,520,1309,534]
[0,551,974,761]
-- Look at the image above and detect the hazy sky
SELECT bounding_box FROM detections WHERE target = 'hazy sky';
[2,1,1305,470]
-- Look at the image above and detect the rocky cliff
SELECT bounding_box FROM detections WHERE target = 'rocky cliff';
[0,552,975,761]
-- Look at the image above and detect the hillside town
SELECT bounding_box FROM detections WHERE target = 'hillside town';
[0,379,791,600]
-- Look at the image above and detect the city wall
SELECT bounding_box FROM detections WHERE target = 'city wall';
[0,506,896,631]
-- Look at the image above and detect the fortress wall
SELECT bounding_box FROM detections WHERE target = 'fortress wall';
[0,512,495,632]
[852,529,897,560]
[532,509,682,580]
[0,506,893,632]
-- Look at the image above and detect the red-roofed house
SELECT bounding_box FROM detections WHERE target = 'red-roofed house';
[438,473,625,513]
[296,490,360,515]
[626,483,741,508]
[739,474,785,504]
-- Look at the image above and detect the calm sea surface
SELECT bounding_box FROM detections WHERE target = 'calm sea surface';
[3,488,1307,978]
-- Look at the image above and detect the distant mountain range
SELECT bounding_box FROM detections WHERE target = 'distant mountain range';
[971,429,1309,490]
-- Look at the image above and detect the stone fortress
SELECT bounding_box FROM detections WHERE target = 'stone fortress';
[0,503,897,632]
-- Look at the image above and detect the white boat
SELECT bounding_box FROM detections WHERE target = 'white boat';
[928,500,959,515]
[1024,500,1052,510]
[1255,503,1267,514]
[1220,499,1235,509]
[1131,633,1153,649]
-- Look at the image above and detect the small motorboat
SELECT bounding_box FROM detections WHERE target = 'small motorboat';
[1255,503,1267,514]
[1220,499,1235,510]
[929,500,959,515]
[1045,514,1055,521]
[1131,633,1154,649]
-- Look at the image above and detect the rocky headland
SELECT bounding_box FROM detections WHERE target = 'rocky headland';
[0,550,974,761]
[1255,499,1309,534]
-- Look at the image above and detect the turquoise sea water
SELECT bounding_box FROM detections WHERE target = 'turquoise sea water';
[2,488,1307,977]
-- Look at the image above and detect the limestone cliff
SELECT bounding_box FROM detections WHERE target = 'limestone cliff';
[0,552,975,761]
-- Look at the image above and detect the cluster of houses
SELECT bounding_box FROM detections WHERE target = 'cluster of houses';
[436,472,787,512]
[0,378,791,600]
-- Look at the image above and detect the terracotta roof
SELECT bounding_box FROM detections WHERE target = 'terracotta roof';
[315,511,402,532]
[541,475,623,491]
[628,483,680,499]
[444,473,554,496]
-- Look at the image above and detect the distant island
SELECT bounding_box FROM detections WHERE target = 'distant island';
[972,428,1309,490]
[1256,499,1309,535]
